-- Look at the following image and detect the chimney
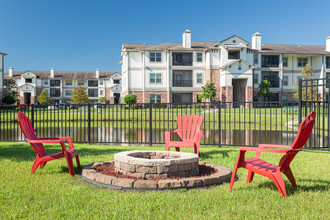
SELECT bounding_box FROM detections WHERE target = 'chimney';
[50,67,55,78]
[252,32,262,50]
[326,36,330,52]
[182,29,191,48]
[8,67,13,78]
[96,68,99,78]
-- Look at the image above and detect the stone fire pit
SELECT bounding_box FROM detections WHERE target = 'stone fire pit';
[114,151,199,179]
[82,150,232,191]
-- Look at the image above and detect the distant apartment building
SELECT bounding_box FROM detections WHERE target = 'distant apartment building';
[4,68,122,105]
[0,51,7,102]
[121,30,330,104]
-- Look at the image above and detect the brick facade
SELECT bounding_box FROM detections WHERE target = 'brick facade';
[206,69,221,101]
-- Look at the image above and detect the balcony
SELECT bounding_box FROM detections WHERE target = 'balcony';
[326,57,330,69]
[88,89,98,97]
[261,55,279,68]
[88,80,98,87]
[50,89,61,97]
[173,80,193,87]
[50,80,61,87]
[172,53,192,66]
[262,72,280,88]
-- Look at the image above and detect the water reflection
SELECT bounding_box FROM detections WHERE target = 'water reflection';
[2,125,327,148]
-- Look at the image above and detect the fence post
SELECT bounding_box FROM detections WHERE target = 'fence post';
[149,101,152,146]
[218,101,221,148]
[298,79,302,125]
[88,103,91,144]
[31,104,35,129]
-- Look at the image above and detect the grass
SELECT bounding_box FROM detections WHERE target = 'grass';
[0,142,329,219]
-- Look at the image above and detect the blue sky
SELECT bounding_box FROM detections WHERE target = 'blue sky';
[1,0,330,72]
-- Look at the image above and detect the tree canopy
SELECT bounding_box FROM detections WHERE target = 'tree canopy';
[71,86,89,104]
[198,81,216,102]
[37,90,53,105]
[293,65,319,101]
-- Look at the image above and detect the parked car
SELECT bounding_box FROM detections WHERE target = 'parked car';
[94,102,102,109]
[69,104,78,109]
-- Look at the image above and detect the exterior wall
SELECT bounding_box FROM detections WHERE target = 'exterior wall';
[0,54,4,104]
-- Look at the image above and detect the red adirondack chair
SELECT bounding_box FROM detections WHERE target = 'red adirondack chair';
[17,111,81,176]
[229,111,316,198]
[165,115,204,155]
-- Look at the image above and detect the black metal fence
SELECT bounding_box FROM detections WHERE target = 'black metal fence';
[0,78,328,151]
[0,99,327,150]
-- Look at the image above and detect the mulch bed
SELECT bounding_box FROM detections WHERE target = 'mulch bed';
[95,162,218,181]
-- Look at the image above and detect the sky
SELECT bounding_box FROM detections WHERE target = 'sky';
[0,0,330,72]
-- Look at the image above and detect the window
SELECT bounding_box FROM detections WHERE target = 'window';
[50,80,61,86]
[113,80,120,84]
[150,95,161,103]
[298,58,308,67]
[282,96,287,101]
[254,74,259,84]
[283,75,288,86]
[65,90,72,96]
[172,53,193,66]
[88,89,98,97]
[197,53,203,62]
[262,55,279,67]
[326,57,330,68]
[150,73,161,83]
[65,80,72,86]
[88,80,98,87]
[197,73,203,84]
[150,52,161,62]
[25,78,32,83]
[254,54,258,64]
[44,79,49,85]
[283,57,288,67]
[78,80,84,86]
[100,90,104,96]
[99,80,103,85]
[228,50,240,59]
[3,79,7,86]
[50,88,61,97]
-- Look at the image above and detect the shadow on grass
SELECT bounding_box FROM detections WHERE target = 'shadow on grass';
[0,144,124,162]
[256,178,330,196]
[200,149,232,158]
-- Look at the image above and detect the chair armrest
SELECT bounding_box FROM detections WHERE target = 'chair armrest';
[165,131,178,143]
[240,147,288,154]
[28,139,64,144]
[39,137,74,149]
[258,144,291,149]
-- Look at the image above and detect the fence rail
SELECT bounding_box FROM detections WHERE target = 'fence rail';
[0,99,328,151]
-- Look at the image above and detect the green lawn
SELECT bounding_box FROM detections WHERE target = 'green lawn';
[0,142,329,219]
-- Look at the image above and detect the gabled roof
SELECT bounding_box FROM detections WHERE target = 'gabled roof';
[216,35,249,46]
[0,52,8,55]
[4,70,121,80]
[219,59,254,69]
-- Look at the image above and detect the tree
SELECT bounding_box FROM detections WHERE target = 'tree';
[198,81,216,102]
[3,78,19,104]
[37,90,53,105]
[293,65,319,101]
[71,86,89,104]
[99,96,106,103]
[257,80,272,100]
[2,94,16,105]
[124,94,137,104]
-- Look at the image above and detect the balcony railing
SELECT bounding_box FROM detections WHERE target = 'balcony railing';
[173,80,193,87]
[173,59,193,66]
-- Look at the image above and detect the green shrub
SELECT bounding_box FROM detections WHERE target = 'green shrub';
[124,94,137,104]
[2,94,16,105]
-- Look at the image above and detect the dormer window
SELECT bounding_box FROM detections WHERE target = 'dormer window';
[228,50,240,59]
[25,78,32,84]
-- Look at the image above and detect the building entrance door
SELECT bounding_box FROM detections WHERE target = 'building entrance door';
[24,93,31,105]
[114,93,120,104]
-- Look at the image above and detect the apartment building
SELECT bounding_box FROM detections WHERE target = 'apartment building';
[121,30,330,104]
[0,51,7,103]
[4,68,122,105]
